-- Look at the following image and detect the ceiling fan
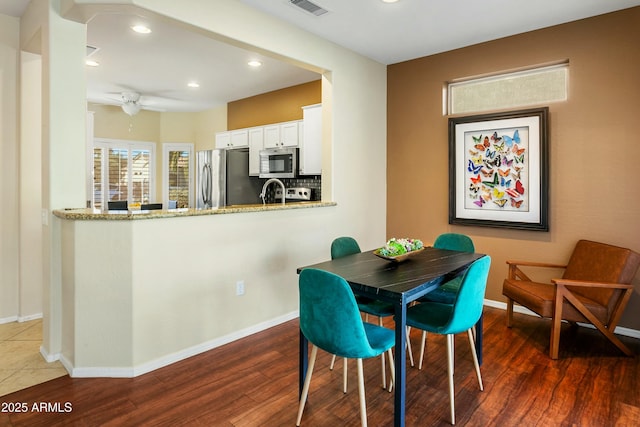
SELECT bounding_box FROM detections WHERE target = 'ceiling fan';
[88,90,167,116]
[120,91,149,116]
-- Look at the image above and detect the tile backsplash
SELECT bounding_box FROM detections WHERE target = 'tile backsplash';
[260,176,321,203]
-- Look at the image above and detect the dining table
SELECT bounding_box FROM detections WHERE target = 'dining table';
[297,246,486,427]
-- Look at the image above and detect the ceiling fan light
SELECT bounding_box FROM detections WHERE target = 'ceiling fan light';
[122,102,141,116]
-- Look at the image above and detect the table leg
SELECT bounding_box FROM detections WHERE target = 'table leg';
[476,313,483,365]
[299,329,308,398]
[393,299,407,427]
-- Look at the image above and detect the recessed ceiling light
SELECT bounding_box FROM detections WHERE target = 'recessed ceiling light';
[382,0,399,3]
[247,60,262,67]
[131,25,151,34]
[85,59,100,67]
[187,82,200,88]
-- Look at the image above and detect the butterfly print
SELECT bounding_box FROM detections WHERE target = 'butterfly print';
[512,144,525,155]
[480,168,494,177]
[473,197,485,207]
[491,131,502,143]
[470,175,481,184]
[505,188,520,198]
[502,157,513,167]
[510,198,524,208]
[493,199,508,207]
[485,149,496,159]
[482,173,499,188]
[472,134,483,144]
[498,168,510,177]
[493,188,505,199]
[468,159,482,174]
[483,156,501,169]
[484,136,491,147]
[515,180,525,195]
[503,129,520,147]
[515,154,525,164]
[500,177,511,187]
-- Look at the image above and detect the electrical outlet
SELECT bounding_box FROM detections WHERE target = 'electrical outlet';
[236,280,245,296]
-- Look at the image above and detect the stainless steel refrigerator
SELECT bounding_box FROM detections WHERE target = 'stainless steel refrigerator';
[196,148,262,209]
[196,149,226,209]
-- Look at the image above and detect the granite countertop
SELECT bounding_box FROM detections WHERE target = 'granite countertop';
[52,201,337,220]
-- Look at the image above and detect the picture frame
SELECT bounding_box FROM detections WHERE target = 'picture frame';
[448,107,549,231]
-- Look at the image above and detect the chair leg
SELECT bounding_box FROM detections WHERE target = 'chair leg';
[343,358,348,393]
[330,354,336,370]
[378,317,387,390]
[506,297,514,328]
[296,345,319,426]
[446,334,456,425]
[387,348,395,393]
[419,330,427,370]
[467,329,483,391]
[406,326,415,367]
[356,358,368,427]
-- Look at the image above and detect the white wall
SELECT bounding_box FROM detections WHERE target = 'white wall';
[0,14,20,323]
[45,0,387,374]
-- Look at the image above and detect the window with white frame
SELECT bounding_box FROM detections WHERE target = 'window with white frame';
[447,63,568,115]
[92,138,156,209]
[162,143,194,209]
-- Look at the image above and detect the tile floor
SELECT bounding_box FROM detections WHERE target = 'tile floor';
[0,319,67,397]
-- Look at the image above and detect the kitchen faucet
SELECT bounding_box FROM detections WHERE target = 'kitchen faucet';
[259,178,285,205]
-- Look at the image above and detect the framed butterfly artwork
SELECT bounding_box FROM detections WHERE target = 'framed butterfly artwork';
[448,107,549,231]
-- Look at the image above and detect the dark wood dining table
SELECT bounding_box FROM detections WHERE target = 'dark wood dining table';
[297,246,486,427]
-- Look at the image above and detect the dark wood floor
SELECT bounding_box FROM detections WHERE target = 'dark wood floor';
[2,306,640,426]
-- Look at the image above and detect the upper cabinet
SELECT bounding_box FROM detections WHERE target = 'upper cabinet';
[299,104,322,176]
[215,129,249,149]
[264,121,300,148]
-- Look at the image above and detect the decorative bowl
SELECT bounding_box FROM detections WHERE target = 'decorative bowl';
[373,247,424,262]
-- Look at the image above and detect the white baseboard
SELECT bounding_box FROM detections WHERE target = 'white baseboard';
[65,310,300,378]
[1,313,43,325]
[40,345,60,363]
[484,298,640,340]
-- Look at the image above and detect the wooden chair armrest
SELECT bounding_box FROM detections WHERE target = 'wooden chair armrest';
[552,278,634,290]
[506,260,567,269]
[505,260,566,281]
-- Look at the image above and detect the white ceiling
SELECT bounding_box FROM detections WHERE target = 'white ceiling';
[2,0,639,112]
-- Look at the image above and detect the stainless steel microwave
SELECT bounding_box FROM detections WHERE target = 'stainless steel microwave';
[259,148,298,178]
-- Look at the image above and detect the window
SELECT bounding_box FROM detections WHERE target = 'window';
[92,139,156,209]
[162,143,194,208]
[447,63,568,115]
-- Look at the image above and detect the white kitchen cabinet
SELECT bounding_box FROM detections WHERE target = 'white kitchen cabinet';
[248,127,264,176]
[263,121,300,148]
[215,131,230,149]
[215,129,249,149]
[299,104,322,175]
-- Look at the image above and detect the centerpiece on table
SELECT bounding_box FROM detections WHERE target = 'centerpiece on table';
[374,238,424,262]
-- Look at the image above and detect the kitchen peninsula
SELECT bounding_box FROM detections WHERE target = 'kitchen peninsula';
[54,201,335,220]
[53,201,336,378]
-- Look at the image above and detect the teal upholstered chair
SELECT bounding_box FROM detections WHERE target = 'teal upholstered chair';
[405,256,491,425]
[297,268,396,427]
[330,237,404,391]
[414,233,475,369]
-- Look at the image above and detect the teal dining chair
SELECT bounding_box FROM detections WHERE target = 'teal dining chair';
[297,268,396,427]
[405,256,491,425]
[414,233,475,369]
[330,237,406,392]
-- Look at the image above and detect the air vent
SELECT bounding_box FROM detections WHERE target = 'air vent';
[86,45,99,57]
[289,0,329,16]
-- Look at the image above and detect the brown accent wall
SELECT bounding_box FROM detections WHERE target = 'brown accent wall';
[227,80,321,129]
[387,8,640,329]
